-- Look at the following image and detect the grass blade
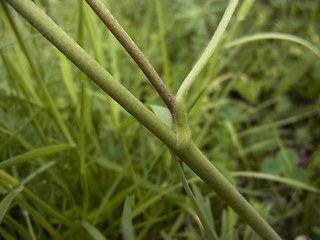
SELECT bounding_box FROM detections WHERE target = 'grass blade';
[16,197,58,237]
[0,227,17,240]
[237,0,256,21]
[0,170,20,190]
[21,161,56,185]
[80,80,89,212]
[232,171,320,194]
[23,210,37,240]
[0,109,40,151]
[225,32,320,57]
[155,0,171,87]
[171,152,219,240]
[22,188,75,227]
[0,186,23,223]
[58,52,77,105]
[0,144,72,169]
[121,195,136,240]
[0,127,34,151]
[3,215,31,240]
[1,1,75,145]
[82,221,108,240]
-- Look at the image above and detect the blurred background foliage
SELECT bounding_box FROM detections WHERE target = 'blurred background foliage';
[0,0,319,239]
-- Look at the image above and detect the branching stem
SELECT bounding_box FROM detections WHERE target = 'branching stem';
[4,0,281,239]
[85,0,175,113]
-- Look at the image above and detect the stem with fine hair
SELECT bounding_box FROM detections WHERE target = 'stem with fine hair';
[4,0,281,239]
[85,0,175,114]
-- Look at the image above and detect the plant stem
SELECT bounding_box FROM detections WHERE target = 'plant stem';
[176,0,239,100]
[85,0,175,114]
[5,0,177,147]
[5,0,281,239]
[174,141,281,240]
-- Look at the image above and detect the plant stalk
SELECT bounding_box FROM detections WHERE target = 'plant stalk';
[4,0,281,239]
[174,141,281,240]
[176,0,239,100]
[85,0,175,113]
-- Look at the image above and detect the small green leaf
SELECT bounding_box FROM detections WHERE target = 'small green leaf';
[149,104,172,128]
[117,116,137,134]
[262,149,306,181]
[262,156,283,176]
[233,77,265,104]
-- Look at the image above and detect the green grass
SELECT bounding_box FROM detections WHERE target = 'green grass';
[1,0,320,239]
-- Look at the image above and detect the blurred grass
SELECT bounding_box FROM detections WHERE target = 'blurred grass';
[0,0,320,239]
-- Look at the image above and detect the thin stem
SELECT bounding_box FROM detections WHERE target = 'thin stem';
[176,0,239,100]
[5,1,281,239]
[85,0,175,114]
[4,0,176,148]
[174,141,281,240]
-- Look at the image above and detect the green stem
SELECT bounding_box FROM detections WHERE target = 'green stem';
[4,0,281,239]
[4,0,177,148]
[85,0,175,113]
[176,0,239,100]
[174,141,281,240]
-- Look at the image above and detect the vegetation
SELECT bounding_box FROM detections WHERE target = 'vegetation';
[0,0,319,239]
